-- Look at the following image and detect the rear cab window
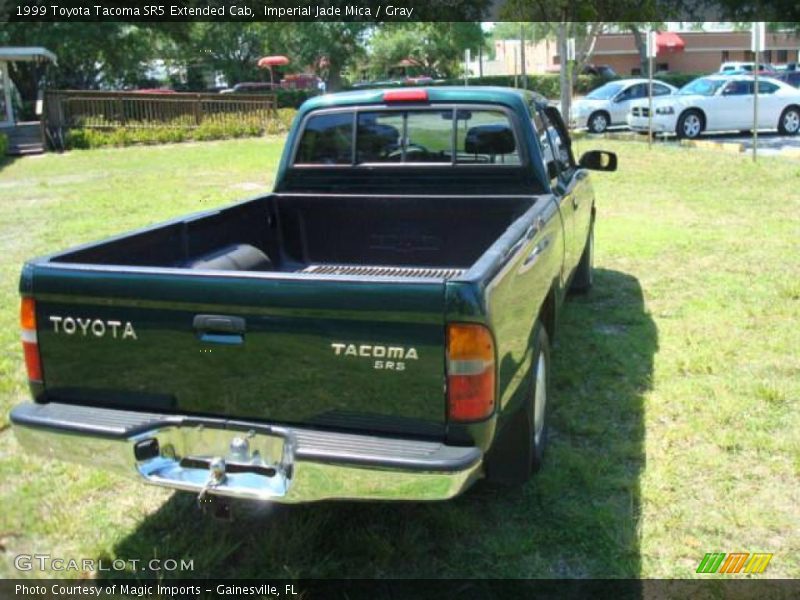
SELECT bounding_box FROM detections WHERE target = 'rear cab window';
[294,107,522,166]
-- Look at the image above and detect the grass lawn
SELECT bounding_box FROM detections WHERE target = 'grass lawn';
[0,137,798,579]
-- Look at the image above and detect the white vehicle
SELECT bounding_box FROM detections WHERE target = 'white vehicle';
[571,79,678,133]
[627,75,800,139]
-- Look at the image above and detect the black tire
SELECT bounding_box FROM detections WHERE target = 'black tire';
[676,110,703,139]
[570,222,594,294]
[588,111,609,134]
[485,322,551,484]
[778,106,800,135]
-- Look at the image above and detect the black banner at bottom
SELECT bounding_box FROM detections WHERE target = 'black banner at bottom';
[2,579,800,600]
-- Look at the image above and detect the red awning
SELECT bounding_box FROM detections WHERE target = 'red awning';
[656,32,685,53]
[257,55,290,68]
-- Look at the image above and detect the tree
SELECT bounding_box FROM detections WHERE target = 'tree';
[620,22,664,76]
[172,23,287,88]
[283,23,372,92]
[368,23,486,79]
[0,23,173,94]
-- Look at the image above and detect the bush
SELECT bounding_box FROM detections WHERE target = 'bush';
[0,132,8,158]
[63,108,297,150]
[275,89,319,109]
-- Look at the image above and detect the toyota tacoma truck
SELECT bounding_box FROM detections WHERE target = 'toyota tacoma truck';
[11,87,616,504]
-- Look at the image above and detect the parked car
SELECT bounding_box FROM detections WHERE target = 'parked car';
[776,71,800,89]
[280,73,323,91]
[719,61,776,75]
[549,64,618,80]
[582,64,618,79]
[220,82,277,94]
[627,74,800,138]
[10,87,617,506]
[572,78,678,133]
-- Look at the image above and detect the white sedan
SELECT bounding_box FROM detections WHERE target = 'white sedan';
[571,79,678,133]
[627,75,800,138]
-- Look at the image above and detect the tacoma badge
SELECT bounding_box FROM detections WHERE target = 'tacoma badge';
[331,342,418,371]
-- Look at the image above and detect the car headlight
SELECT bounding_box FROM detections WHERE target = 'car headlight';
[655,106,675,115]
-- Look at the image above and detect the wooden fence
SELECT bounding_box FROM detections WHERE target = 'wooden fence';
[44,90,278,132]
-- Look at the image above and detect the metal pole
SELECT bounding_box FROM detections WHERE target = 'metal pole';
[520,24,527,90]
[753,50,759,162]
[751,23,763,163]
[648,53,653,149]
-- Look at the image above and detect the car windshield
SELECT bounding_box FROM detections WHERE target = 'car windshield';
[678,78,726,96]
[586,83,625,100]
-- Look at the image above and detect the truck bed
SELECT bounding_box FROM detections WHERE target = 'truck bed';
[49,194,537,278]
[28,193,542,437]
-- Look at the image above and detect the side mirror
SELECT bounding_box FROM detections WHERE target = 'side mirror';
[579,150,617,172]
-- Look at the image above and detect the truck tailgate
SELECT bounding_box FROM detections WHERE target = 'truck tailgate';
[30,267,447,437]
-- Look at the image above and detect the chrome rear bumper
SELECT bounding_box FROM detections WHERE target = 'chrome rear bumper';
[10,402,482,503]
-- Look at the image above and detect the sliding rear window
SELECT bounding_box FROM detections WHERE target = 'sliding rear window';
[294,108,520,166]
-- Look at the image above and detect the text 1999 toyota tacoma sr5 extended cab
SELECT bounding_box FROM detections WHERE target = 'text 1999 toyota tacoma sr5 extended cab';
[11,87,616,504]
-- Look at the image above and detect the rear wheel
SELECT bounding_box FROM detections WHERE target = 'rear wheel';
[778,107,800,135]
[570,222,594,294]
[485,322,551,484]
[677,110,703,139]
[588,111,609,134]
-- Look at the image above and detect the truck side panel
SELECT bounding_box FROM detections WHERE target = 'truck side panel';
[444,196,565,449]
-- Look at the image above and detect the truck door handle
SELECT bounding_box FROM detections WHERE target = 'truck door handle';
[524,238,550,267]
[193,314,245,345]
[525,217,545,240]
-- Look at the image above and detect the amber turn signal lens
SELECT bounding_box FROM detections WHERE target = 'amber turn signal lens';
[447,323,496,422]
[447,322,494,363]
[21,296,36,331]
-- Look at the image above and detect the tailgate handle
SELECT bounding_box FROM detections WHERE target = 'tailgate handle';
[193,315,246,334]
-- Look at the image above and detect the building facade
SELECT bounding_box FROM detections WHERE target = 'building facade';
[583,31,800,75]
[480,30,800,77]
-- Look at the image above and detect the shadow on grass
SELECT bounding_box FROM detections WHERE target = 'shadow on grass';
[0,155,20,173]
[97,268,656,582]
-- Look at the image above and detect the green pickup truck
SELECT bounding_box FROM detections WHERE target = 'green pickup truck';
[12,87,616,505]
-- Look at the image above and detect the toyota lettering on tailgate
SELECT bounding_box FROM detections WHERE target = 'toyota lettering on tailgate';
[49,316,138,340]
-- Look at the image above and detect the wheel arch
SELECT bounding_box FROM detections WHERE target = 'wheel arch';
[781,103,800,118]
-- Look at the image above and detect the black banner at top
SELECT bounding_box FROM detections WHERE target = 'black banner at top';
[2,0,800,23]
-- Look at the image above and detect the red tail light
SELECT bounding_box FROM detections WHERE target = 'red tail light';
[21,297,42,382]
[383,89,428,103]
[447,323,495,422]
